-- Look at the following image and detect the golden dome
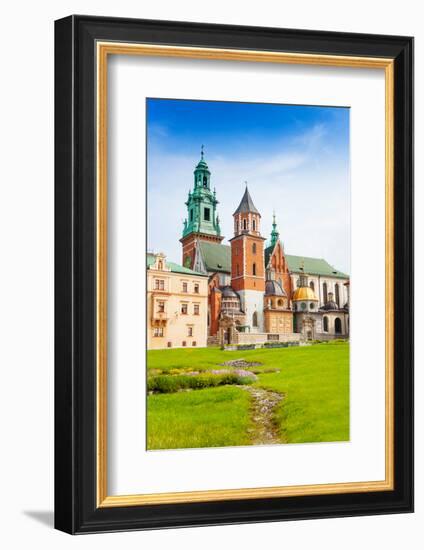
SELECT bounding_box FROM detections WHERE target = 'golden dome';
[292,286,318,301]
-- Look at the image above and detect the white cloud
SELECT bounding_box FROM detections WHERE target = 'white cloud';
[147,127,350,274]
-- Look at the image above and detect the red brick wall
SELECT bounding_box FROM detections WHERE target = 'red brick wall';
[269,242,293,299]
[231,234,265,292]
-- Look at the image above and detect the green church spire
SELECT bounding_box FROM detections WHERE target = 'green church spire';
[270,211,280,247]
[182,147,222,239]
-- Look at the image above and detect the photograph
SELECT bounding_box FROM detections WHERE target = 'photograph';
[51,11,413,536]
[146,98,350,450]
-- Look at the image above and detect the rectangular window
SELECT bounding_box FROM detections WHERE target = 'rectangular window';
[182,282,188,293]
[194,283,199,293]
[167,341,172,348]
[155,279,165,290]
[192,341,197,347]
[157,301,165,313]
[153,327,164,337]
[194,304,200,315]
[181,303,188,315]
[182,341,187,347]
[204,207,210,221]
[188,326,193,337]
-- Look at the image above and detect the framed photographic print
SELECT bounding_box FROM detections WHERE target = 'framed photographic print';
[54,15,414,534]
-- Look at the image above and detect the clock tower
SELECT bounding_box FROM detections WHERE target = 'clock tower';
[180,147,224,268]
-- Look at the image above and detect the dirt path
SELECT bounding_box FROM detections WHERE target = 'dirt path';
[241,386,284,445]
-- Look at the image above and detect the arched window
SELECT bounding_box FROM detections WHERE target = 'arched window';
[236,264,240,276]
[243,219,247,230]
[252,219,256,231]
[277,299,283,307]
[203,175,207,187]
[335,317,342,334]
[252,263,256,276]
[323,316,329,332]
[252,242,256,254]
[252,311,258,327]
[323,282,328,304]
[335,283,340,306]
[158,260,163,270]
[309,281,315,291]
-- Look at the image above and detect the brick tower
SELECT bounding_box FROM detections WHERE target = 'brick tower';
[229,185,266,332]
[180,146,224,269]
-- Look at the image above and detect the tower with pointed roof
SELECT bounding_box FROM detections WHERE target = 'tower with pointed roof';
[180,147,224,269]
[229,185,266,332]
[264,213,292,299]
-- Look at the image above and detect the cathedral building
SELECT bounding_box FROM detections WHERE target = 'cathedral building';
[181,150,349,344]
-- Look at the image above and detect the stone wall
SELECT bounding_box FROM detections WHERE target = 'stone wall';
[237,332,301,344]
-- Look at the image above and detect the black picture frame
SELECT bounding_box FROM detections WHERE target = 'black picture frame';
[55,15,414,534]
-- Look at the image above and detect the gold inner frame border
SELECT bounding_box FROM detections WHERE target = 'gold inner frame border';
[96,42,394,508]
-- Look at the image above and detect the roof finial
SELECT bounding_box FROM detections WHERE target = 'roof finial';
[244,180,248,188]
[270,210,279,246]
[201,144,204,160]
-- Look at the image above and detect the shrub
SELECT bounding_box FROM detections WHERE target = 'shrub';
[147,370,257,393]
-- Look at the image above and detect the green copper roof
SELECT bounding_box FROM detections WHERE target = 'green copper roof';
[146,253,207,276]
[285,254,349,279]
[198,241,231,273]
[196,243,348,279]
[182,150,221,239]
[270,212,280,247]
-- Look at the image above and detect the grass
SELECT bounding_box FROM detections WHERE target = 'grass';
[147,386,252,449]
[254,344,349,443]
[147,342,349,449]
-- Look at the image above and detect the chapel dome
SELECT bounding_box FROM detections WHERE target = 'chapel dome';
[221,286,240,299]
[265,280,286,297]
[292,286,318,302]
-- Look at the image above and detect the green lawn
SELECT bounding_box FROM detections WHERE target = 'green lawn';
[147,343,349,449]
[255,345,349,443]
[147,386,252,449]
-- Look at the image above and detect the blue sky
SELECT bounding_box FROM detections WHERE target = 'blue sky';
[147,98,350,273]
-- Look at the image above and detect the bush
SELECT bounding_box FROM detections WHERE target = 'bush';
[263,342,288,348]
[147,371,256,393]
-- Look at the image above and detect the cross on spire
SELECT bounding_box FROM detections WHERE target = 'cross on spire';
[200,144,204,160]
